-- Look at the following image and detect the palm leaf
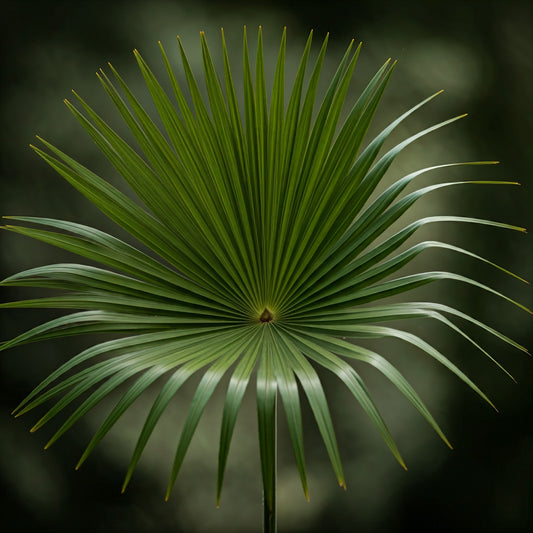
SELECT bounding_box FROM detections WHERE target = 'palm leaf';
[1,27,529,524]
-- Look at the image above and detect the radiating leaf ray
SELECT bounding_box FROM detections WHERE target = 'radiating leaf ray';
[269,328,309,500]
[122,327,253,493]
[256,331,278,513]
[286,329,452,449]
[216,331,262,506]
[289,172,515,302]
[165,338,248,500]
[279,327,406,469]
[275,331,346,488]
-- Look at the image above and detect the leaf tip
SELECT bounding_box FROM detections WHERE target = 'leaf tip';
[522,303,533,315]
[398,456,408,471]
[75,454,87,471]
[11,401,23,415]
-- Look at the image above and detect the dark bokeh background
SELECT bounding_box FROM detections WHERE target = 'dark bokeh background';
[1,1,531,532]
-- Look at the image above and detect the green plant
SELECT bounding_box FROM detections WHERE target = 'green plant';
[1,27,529,532]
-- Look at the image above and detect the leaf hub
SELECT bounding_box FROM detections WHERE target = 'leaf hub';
[259,307,274,324]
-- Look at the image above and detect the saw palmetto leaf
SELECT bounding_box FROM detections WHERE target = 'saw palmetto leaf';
[1,27,530,512]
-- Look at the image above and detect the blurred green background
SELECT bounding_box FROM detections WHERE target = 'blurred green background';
[1,0,531,531]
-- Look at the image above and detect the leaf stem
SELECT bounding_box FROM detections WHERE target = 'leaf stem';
[263,395,277,533]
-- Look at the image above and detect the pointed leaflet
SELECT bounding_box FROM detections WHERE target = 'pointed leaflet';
[300,271,532,317]
[30,140,236,300]
[1,216,225,307]
[298,303,519,380]
[256,329,278,514]
[216,332,262,506]
[288,329,452,449]
[274,40,361,301]
[25,331,231,429]
[165,335,251,500]
[299,231,526,311]
[264,29,286,297]
[170,38,258,309]
[289,163,505,300]
[101,62,252,308]
[275,331,347,488]
[280,108,466,306]
[10,329,218,416]
[199,32,260,304]
[122,327,253,493]
[294,322,495,408]
[280,327,407,469]
[269,328,309,500]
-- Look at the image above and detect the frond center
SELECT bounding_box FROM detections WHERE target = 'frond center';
[259,307,275,324]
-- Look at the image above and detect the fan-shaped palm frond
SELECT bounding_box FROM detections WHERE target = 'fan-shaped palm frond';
[1,27,529,529]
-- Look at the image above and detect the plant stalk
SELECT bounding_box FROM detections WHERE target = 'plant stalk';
[263,395,277,533]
